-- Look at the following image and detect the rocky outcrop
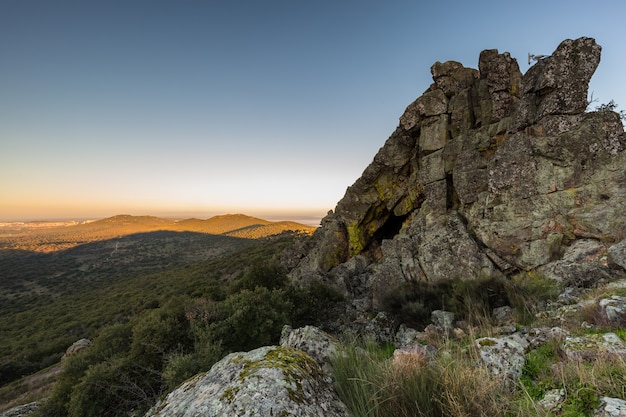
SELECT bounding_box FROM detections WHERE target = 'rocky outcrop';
[144,345,350,417]
[288,37,626,312]
[0,402,40,417]
[61,338,90,360]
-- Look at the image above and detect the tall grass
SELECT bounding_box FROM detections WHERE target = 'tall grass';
[332,340,512,417]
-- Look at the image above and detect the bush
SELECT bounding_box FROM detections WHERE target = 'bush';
[236,263,288,291]
[286,279,345,328]
[207,287,293,352]
[163,329,223,390]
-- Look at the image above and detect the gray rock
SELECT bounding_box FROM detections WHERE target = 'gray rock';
[475,333,529,382]
[599,296,626,325]
[431,310,455,332]
[516,37,601,129]
[525,327,569,348]
[145,345,351,417]
[539,389,566,411]
[363,311,398,344]
[0,402,40,417]
[562,333,626,361]
[62,338,91,360]
[595,397,626,417]
[392,343,437,368]
[538,239,612,287]
[394,324,423,348]
[280,325,339,377]
[608,239,626,271]
[492,306,514,325]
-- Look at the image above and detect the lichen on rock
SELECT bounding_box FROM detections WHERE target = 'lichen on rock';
[144,345,351,417]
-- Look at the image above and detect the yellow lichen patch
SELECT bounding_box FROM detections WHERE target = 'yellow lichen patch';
[346,223,367,257]
[234,346,321,405]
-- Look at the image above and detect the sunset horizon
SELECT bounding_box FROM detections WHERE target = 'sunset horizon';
[0,206,328,225]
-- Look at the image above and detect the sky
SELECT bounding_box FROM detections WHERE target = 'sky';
[1,0,625,223]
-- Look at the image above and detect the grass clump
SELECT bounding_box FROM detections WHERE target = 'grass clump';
[332,340,510,417]
[380,273,560,329]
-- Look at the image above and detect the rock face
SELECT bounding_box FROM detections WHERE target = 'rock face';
[288,37,626,311]
[144,345,351,417]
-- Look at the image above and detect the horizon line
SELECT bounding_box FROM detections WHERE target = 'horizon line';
[0,210,327,226]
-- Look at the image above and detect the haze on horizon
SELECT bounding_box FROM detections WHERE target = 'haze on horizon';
[2,1,625,223]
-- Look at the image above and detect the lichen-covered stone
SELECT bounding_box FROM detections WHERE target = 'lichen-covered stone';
[562,333,626,361]
[475,333,529,382]
[280,325,339,378]
[516,37,601,129]
[145,346,351,417]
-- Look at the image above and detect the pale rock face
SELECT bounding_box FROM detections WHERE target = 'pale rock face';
[287,36,626,314]
[144,345,351,417]
[562,332,626,361]
[595,397,626,417]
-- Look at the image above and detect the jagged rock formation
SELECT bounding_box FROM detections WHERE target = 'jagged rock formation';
[288,37,626,312]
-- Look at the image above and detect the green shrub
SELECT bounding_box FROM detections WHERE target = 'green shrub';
[163,329,223,390]
[236,263,288,291]
[207,287,293,352]
[520,340,562,400]
[286,279,344,327]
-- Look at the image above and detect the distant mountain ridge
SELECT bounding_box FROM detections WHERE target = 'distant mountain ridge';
[0,213,316,253]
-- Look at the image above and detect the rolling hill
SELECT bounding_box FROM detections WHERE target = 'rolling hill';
[0,214,316,253]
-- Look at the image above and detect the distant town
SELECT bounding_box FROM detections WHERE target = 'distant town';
[0,220,95,229]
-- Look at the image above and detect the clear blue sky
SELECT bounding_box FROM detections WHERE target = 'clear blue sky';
[1,0,625,222]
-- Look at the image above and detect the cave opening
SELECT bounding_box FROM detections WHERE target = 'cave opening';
[371,212,411,248]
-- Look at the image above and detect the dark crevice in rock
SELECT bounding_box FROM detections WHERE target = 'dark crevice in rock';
[370,212,410,249]
[445,173,460,210]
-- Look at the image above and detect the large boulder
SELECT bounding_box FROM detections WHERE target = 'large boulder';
[287,37,626,316]
[145,345,351,417]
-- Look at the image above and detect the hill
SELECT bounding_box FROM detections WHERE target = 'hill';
[0,213,316,253]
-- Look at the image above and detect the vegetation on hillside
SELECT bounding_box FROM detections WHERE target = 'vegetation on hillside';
[0,229,343,416]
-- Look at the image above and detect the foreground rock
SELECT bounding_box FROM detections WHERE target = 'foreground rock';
[595,397,626,417]
[287,37,626,315]
[145,345,351,417]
